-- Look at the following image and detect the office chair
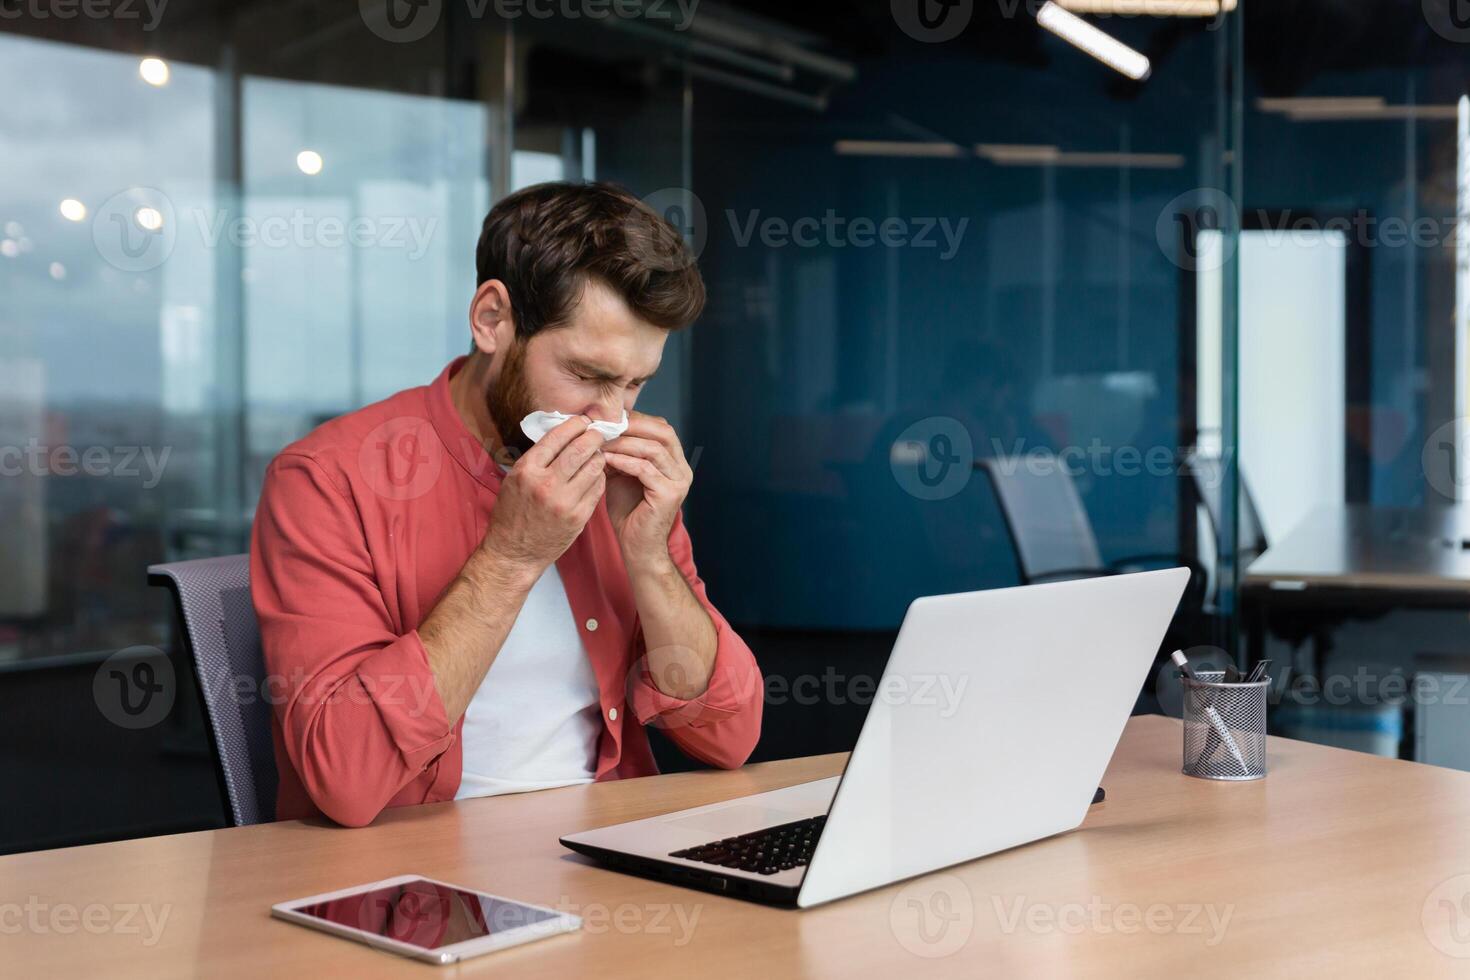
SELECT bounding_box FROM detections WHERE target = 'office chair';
[1184,452,1269,565]
[976,455,1206,600]
[1184,452,1332,677]
[148,554,277,826]
[978,454,1206,716]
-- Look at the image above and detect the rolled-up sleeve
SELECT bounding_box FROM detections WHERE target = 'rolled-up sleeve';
[250,453,454,827]
[626,511,763,769]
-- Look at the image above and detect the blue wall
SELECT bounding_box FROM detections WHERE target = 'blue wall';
[686,32,1226,628]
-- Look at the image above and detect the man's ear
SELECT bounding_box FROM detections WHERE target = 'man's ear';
[468,280,515,355]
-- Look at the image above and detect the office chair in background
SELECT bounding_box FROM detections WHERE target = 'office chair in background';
[148,554,277,827]
[977,453,1208,714]
[977,455,1207,604]
[1183,451,1269,573]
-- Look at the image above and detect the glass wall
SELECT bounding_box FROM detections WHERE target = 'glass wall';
[0,31,496,662]
[1233,3,1470,761]
[0,2,1242,848]
[682,7,1244,673]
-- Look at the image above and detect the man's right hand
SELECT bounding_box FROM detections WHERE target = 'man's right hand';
[482,415,608,574]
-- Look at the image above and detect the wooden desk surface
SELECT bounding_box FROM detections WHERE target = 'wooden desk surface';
[1245,504,1470,594]
[7,715,1470,978]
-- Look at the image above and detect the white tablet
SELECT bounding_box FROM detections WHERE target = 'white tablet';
[271,874,581,965]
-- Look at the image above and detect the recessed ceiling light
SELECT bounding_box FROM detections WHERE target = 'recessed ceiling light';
[139,57,170,87]
[134,206,164,232]
[834,140,966,158]
[977,143,1063,164]
[1257,97,1459,121]
[296,150,324,176]
[977,144,1183,168]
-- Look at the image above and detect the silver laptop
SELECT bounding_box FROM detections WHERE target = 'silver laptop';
[561,568,1190,908]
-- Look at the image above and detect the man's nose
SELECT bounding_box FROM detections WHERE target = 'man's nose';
[585,394,624,423]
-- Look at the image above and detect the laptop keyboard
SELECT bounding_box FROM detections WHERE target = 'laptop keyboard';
[669,815,826,876]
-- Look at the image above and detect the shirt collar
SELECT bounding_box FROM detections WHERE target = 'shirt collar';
[427,355,507,493]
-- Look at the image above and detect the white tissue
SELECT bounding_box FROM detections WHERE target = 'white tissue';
[520,410,629,445]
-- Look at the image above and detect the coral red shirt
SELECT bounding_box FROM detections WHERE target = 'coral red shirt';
[250,357,763,826]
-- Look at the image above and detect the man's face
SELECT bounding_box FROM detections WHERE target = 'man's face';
[486,278,668,457]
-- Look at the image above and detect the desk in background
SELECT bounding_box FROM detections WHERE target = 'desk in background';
[1242,504,1470,663]
[5,715,1470,977]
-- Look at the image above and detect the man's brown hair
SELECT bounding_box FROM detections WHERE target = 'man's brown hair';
[475,181,706,341]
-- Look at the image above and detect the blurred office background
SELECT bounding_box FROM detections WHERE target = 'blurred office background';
[3,0,1469,852]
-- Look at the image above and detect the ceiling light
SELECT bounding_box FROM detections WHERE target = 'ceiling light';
[977,144,1182,168]
[834,140,966,158]
[1257,97,1459,121]
[139,57,170,87]
[59,198,87,222]
[296,150,324,176]
[977,144,1063,164]
[134,206,164,232]
[1049,151,1185,168]
[1037,2,1152,81]
[1054,0,1235,14]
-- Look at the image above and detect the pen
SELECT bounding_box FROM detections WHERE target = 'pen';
[1247,659,1272,684]
[1171,650,1251,777]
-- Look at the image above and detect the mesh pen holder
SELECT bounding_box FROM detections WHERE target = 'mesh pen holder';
[1181,671,1267,781]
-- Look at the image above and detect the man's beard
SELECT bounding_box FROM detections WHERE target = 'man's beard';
[484,338,537,464]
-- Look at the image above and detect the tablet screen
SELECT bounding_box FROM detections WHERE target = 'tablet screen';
[294,878,561,951]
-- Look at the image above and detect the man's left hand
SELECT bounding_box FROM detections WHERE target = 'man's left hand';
[602,411,693,570]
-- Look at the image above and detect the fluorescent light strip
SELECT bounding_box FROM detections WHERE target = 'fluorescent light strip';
[1055,0,1234,15]
[1257,97,1459,122]
[1036,2,1151,81]
[976,144,1183,168]
[1049,151,1185,168]
[1287,106,1459,121]
[1257,97,1385,113]
[976,143,1061,164]
[832,140,1182,167]
[834,140,966,158]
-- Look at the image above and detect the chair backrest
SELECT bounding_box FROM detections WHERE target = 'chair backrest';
[977,455,1105,583]
[1185,454,1268,557]
[148,554,276,826]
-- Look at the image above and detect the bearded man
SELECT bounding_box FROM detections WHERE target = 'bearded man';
[250,182,762,827]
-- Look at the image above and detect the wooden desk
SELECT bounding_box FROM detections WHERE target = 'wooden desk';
[7,715,1470,977]
[1246,505,1470,595]
[1242,505,1470,666]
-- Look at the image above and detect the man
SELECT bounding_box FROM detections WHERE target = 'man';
[250,182,762,827]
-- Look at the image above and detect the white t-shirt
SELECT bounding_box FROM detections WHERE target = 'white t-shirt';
[455,562,603,799]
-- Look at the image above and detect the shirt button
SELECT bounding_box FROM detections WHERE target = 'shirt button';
[585,618,599,632]
[608,707,619,722]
